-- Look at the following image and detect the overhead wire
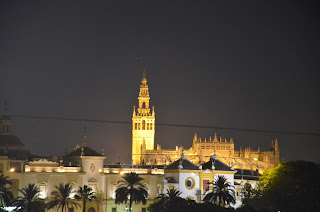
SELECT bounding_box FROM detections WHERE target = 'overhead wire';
[11,114,320,136]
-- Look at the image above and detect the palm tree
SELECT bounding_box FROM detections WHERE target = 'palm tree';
[149,188,190,212]
[74,185,96,212]
[0,174,13,207]
[46,183,80,212]
[12,184,45,212]
[165,188,182,200]
[115,172,148,212]
[0,174,11,190]
[203,175,236,207]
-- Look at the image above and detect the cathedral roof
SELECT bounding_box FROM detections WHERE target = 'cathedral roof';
[166,158,199,170]
[234,168,261,181]
[65,146,102,157]
[0,135,24,146]
[201,157,233,171]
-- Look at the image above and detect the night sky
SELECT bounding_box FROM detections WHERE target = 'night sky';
[0,0,319,164]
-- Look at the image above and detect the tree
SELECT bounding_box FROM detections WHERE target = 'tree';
[74,185,96,212]
[148,188,189,212]
[247,161,320,212]
[203,175,236,207]
[240,183,255,206]
[0,174,13,208]
[46,183,80,212]
[115,172,148,212]
[12,184,45,212]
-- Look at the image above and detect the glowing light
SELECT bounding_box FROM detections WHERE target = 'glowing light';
[254,158,258,161]
[9,168,15,172]
[99,169,102,173]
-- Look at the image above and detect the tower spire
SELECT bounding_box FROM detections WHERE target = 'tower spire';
[82,126,88,147]
[143,66,147,78]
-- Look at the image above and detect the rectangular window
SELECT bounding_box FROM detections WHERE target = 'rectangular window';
[9,161,22,173]
[203,180,209,191]
[142,208,146,212]
[39,184,46,199]
[112,208,117,212]
[142,120,145,130]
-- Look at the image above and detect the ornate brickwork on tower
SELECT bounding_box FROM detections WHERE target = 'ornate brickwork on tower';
[132,71,155,165]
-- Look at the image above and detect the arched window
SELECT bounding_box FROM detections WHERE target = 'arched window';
[39,182,47,199]
[142,102,145,108]
[150,123,153,130]
[135,123,137,130]
[142,120,145,130]
[147,123,149,130]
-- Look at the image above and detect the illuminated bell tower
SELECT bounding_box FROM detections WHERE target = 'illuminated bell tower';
[132,71,155,165]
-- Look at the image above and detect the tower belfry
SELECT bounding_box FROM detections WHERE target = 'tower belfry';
[132,71,155,165]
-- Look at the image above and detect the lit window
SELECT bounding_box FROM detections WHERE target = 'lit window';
[39,182,46,199]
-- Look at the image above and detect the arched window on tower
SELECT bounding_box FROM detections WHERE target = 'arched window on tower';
[142,102,145,108]
[147,123,149,130]
[150,123,153,130]
[142,120,145,130]
[135,123,137,130]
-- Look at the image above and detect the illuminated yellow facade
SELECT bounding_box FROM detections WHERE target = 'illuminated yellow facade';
[132,71,155,164]
[132,72,280,173]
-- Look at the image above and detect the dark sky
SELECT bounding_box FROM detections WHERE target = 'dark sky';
[0,0,319,164]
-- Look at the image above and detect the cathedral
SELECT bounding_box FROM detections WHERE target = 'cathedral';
[132,72,279,173]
